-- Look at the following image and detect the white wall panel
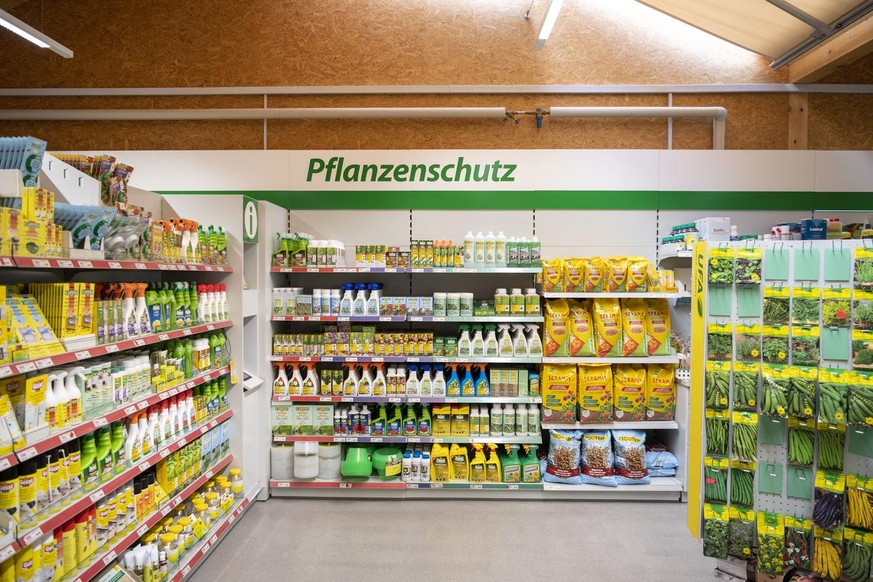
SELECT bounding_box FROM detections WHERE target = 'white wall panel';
[532,150,660,191]
[97,150,291,192]
[537,210,657,247]
[814,151,873,194]
[543,245,657,262]
[659,150,815,192]
[411,210,533,241]
[288,210,410,255]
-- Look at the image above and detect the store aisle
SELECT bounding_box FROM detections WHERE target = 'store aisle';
[191,499,713,582]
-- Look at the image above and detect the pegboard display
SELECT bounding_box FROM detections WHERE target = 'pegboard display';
[699,239,873,580]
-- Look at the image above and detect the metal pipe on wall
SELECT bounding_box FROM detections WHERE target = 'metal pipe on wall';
[549,106,728,149]
[0,105,729,149]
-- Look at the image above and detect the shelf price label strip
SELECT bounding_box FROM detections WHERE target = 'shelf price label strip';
[15,366,231,462]
[0,321,232,378]
[12,257,232,272]
[272,434,541,445]
[168,497,251,582]
[70,454,234,582]
[16,409,233,553]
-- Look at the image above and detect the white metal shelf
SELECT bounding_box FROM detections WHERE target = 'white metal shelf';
[273,395,540,404]
[542,420,678,430]
[542,354,680,365]
[272,434,542,445]
[542,291,689,299]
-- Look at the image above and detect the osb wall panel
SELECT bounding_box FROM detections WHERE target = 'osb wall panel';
[0,120,263,150]
[671,94,789,149]
[0,0,784,88]
[818,52,873,84]
[809,94,873,150]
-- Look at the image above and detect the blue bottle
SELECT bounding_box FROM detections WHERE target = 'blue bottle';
[475,365,490,397]
[461,366,475,397]
[447,365,461,397]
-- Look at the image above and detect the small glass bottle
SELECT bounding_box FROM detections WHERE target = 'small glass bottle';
[229,468,244,499]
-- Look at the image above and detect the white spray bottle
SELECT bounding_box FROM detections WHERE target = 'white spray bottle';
[406,365,419,397]
[526,325,543,357]
[53,371,70,428]
[512,324,529,357]
[497,324,513,357]
[433,365,447,397]
[357,365,373,396]
[342,365,360,397]
[65,367,84,424]
[471,327,485,358]
[484,325,499,358]
[288,365,304,396]
[419,365,433,397]
[302,365,319,396]
[44,373,59,430]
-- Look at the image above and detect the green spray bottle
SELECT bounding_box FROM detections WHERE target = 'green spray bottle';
[94,427,113,483]
[188,282,199,326]
[146,283,162,333]
[162,283,175,331]
[79,432,98,491]
[208,226,217,262]
[182,340,193,379]
[520,445,541,483]
[500,444,522,484]
[111,421,126,474]
[198,226,208,264]
[217,227,227,264]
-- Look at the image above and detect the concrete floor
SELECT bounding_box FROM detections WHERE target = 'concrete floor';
[191,499,715,582]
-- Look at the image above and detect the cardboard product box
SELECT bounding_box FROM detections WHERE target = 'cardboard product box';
[695,217,731,242]
[506,369,519,397]
[517,369,529,397]
[271,404,293,435]
[313,405,334,435]
[293,405,314,435]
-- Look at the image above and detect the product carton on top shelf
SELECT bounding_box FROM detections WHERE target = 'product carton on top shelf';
[695,217,731,242]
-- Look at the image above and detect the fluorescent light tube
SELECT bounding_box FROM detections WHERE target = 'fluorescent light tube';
[534,0,565,51]
[0,9,72,58]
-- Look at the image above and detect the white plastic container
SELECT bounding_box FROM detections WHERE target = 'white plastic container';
[460,293,474,317]
[495,231,507,267]
[294,441,319,480]
[433,292,447,317]
[484,231,496,267]
[463,231,475,267]
[446,293,461,317]
[473,231,485,267]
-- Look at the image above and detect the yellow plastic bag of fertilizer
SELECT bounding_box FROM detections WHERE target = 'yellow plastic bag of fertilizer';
[646,365,676,420]
[542,258,565,292]
[584,257,607,292]
[545,299,570,357]
[621,298,648,357]
[625,257,650,293]
[613,364,646,422]
[567,300,596,357]
[541,364,577,424]
[592,298,622,358]
[605,256,628,292]
[563,258,586,293]
[577,364,613,423]
[644,298,671,356]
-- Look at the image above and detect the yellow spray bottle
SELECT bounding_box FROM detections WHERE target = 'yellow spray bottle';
[485,444,501,483]
[469,444,486,483]
[449,443,469,482]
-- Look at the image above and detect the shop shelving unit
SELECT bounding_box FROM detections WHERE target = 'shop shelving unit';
[268,259,544,498]
[0,176,266,580]
[264,208,690,500]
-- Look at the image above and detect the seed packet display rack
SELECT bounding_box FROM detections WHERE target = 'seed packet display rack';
[694,239,873,580]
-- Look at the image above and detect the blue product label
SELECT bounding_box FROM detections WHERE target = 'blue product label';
[387,419,401,436]
[476,380,490,397]
[404,419,417,435]
[447,379,460,396]
[371,419,385,436]
[418,419,430,436]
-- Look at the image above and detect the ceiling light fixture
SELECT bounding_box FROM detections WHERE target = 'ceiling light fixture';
[534,0,564,51]
[0,8,72,58]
